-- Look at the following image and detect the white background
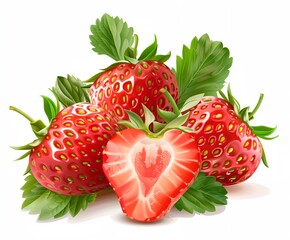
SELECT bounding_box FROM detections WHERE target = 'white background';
[1,0,289,239]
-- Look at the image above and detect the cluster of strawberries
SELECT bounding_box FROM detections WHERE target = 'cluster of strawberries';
[10,14,276,222]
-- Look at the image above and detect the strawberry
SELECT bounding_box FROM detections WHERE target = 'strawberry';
[159,86,277,186]
[89,61,178,122]
[88,15,179,122]
[188,98,264,185]
[102,105,201,222]
[11,102,121,196]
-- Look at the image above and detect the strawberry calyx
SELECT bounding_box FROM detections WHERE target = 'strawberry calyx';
[119,104,192,139]
[9,95,59,164]
[9,106,47,138]
[156,88,204,124]
[219,84,278,167]
[219,84,277,140]
[10,105,47,175]
[9,106,47,158]
[125,34,171,64]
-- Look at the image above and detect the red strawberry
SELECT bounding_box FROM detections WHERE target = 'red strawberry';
[159,87,277,186]
[187,94,277,185]
[102,106,201,222]
[12,103,121,196]
[187,96,263,185]
[89,61,179,122]
[89,15,179,122]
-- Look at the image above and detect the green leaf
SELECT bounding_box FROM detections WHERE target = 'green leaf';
[9,105,47,138]
[142,104,155,127]
[10,104,50,177]
[124,55,139,64]
[125,110,145,129]
[86,61,132,83]
[31,120,47,138]
[178,126,194,132]
[41,95,58,122]
[150,52,171,63]
[54,204,70,219]
[69,194,97,217]
[14,151,30,161]
[175,172,228,214]
[124,45,136,59]
[52,75,90,108]
[85,72,103,83]
[11,139,42,151]
[21,173,98,220]
[157,108,178,123]
[239,107,250,123]
[157,112,190,136]
[21,175,46,201]
[90,14,135,61]
[23,164,31,175]
[153,121,166,132]
[118,120,137,129]
[261,143,269,168]
[175,34,233,107]
[38,193,71,220]
[163,112,189,130]
[138,35,158,60]
[180,93,204,112]
[225,84,240,113]
[251,125,278,138]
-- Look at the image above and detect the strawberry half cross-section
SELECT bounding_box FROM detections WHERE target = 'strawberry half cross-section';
[103,105,201,222]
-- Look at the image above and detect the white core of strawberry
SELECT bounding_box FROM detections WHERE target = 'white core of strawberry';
[103,129,201,221]
[130,138,174,197]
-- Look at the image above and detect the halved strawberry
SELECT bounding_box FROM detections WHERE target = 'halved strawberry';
[102,106,201,222]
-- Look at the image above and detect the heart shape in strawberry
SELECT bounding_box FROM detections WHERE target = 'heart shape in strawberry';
[103,128,200,222]
[133,138,172,196]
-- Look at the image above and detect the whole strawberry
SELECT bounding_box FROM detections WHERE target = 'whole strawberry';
[159,87,277,186]
[11,102,120,195]
[89,60,178,122]
[185,86,277,185]
[88,14,178,122]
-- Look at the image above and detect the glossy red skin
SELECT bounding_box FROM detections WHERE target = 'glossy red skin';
[103,129,201,222]
[89,61,179,122]
[29,103,120,196]
[186,97,262,186]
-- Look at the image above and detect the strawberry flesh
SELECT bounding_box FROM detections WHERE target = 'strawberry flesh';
[103,129,201,222]
[133,139,172,196]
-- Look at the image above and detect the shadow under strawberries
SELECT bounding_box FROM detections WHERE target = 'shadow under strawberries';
[225,182,270,199]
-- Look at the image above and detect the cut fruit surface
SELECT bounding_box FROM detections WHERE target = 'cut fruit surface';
[103,128,201,222]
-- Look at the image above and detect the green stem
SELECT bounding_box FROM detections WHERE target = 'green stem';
[249,93,264,120]
[160,88,180,115]
[9,106,35,123]
[132,34,139,59]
